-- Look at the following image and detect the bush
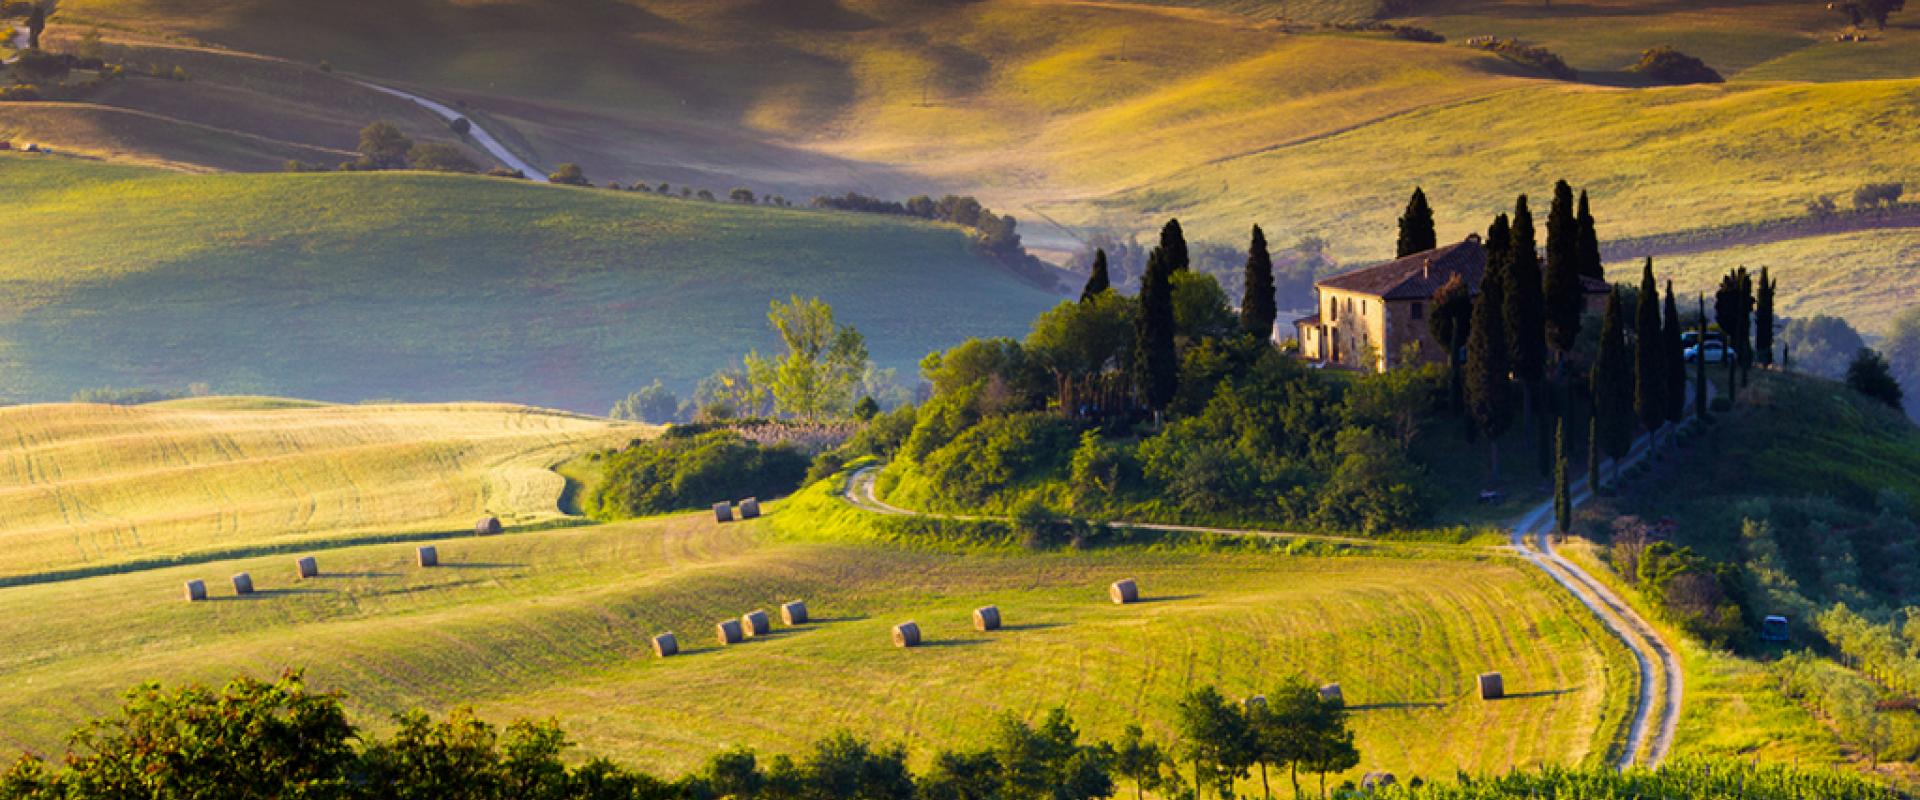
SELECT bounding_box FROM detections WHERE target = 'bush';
[0,83,39,101]
[1467,36,1578,80]
[1854,182,1905,210]
[917,413,1078,507]
[406,142,479,173]
[449,116,471,136]
[1629,46,1724,84]
[1011,498,1067,549]
[590,431,809,518]
[549,162,590,186]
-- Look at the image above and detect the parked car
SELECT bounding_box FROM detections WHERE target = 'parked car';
[1680,330,1725,349]
[1685,340,1732,364]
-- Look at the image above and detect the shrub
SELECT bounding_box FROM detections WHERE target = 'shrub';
[1629,46,1723,84]
[1011,498,1067,549]
[406,142,479,173]
[549,162,590,186]
[590,431,808,518]
[1468,36,1578,80]
[356,121,412,170]
[1313,427,1425,534]
[917,413,1077,507]
[729,187,756,204]
[1854,182,1905,210]
[485,167,526,179]
[0,83,40,101]
[449,116,471,136]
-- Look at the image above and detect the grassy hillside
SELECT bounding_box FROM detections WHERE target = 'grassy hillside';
[0,155,1062,410]
[0,475,1632,784]
[0,398,645,581]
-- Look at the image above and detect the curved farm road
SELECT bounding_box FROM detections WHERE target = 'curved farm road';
[352,79,547,181]
[845,388,1706,771]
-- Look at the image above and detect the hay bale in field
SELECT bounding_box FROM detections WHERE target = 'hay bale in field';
[1109,578,1139,605]
[742,610,771,637]
[184,579,207,602]
[476,516,503,536]
[1478,672,1504,700]
[232,572,255,595]
[296,556,319,579]
[1243,695,1267,710]
[652,633,679,658]
[714,502,735,523]
[892,621,921,648]
[417,546,439,568]
[716,619,744,645]
[781,600,808,626]
[1319,683,1343,705]
[973,606,1001,631]
[1361,772,1396,791]
[739,497,761,519]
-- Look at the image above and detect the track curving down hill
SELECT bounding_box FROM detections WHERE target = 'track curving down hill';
[352,79,548,181]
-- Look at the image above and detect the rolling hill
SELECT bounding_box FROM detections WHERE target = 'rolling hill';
[0,155,1064,410]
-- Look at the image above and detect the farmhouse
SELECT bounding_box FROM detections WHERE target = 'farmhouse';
[1294,236,1609,371]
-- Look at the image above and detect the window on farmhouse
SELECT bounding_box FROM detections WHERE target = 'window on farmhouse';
[1411,302,1424,320]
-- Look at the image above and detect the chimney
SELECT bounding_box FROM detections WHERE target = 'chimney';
[1423,258,1432,280]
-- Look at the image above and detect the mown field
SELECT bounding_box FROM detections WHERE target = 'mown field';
[0,474,1633,785]
[0,155,1062,410]
[0,397,645,581]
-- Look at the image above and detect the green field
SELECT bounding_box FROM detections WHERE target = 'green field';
[0,155,1062,410]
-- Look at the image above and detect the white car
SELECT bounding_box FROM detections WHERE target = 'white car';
[1685,340,1733,364]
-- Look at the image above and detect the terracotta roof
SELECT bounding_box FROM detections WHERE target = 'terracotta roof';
[1316,238,1486,301]
[1293,313,1321,327]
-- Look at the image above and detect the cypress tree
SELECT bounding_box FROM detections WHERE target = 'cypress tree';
[1505,196,1547,439]
[1633,258,1666,439]
[1755,267,1775,366]
[1429,273,1473,412]
[1554,416,1571,535]
[1715,267,1754,388]
[1587,416,1601,495]
[1543,180,1584,357]
[1080,249,1111,303]
[1397,187,1437,258]
[1575,190,1603,281]
[1663,281,1686,424]
[1160,219,1190,273]
[1465,256,1513,481]
[1240,226,1277,339]
[1485,214,1512,276]
[1134,247,1180,414]
[1696,296,1711,421]
[1591,288,1634,481]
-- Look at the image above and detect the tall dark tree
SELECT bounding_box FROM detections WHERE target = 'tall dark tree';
[1134,247,1180,415]
[1485,213,1512,277]
[1429,273,1473,412]
[1160,219,1190,274]
[1755,267,1776,366]
[1663,281,1687,424]
[1465,257,1514,481]
[1715,267,1755,387]
[26,2,48,50]
[1633,259,1667,439]
[1543,180,1585,357]
[1848,348,1905,411]
[1504,196,1547,437]
[1081,249,1111,303]
[1397,187,1437,258]
[1591,288,1635,481]
[1240,226,1277,339]
[1554,416,1571,534]
[1696,296,1712,420]
[1575,190,1603,281]
[1587,416,1601,494]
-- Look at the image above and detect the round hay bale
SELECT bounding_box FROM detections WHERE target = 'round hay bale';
[742,610,771,637]
[713,502,735,523]
[892,621,921,648]
[973,606,1002,631]
[1319,683,1344,706]
[295,556,319,579]
[1109,579,1139,605]
[1478,672,1505,700]
[183,579,207,602]
[476,516,503,536]
[738,497,762,519]
[781,600,808,626]
[716,619,744,645]
[231,572,255,595]
[1361,772,1397,791]
[417,546,439,568]
[651,633,679,658]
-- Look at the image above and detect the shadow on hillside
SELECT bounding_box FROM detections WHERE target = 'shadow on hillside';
[917,638,989,648]
[1135,594,1202,604]
[999,622,1067,632]
[1347,700,1448,712]
[1503,688,1575,700]
[434,562,525,570]
[312,571,401,579]
[212,588,328,601]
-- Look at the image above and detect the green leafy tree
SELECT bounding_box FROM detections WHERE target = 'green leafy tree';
[745,296,871,421]
[1241,225,1278,339]
[610,380,683,424]
[1848,349,1905,411]
[1633,259,1666,438]
[1160,219,1190,273]
[1887,306,1920,419]
[1756,267,1776,366]
[1174,686,1255,800]
[1112,724,1169,800]
[1543,179,1585,356]
[1829,0,1906,29]
[1465,254,1513,481]
[1081,249,1111,303]
[1663,282,1686,423]
[407,142,480,173]
[1134,247,1180,415]
[1591,288,1635,481]
[1396,187,1436,257]
[357,121,414,170]
[549,163,591,186]
[1575,189,1603,280]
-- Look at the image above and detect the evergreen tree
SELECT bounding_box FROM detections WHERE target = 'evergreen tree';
[1240,226,1277,339]
[1591,288,1634,481]
[1633,259,1666,438]
[1554,416,1571,534]
[1134,247,1180,415]
[1485,214,1512,277]
[1847,349,1905,411]
[1160,219,1190,274]
[1543,180,1585,356]
[1663,281,1686,424]
[1504,196,1547,436]
[1715,267,1755,387]
[1465,257,1514,481]
[1575,190,1603,281]
[1428,273,1473,413]
[1080,249,1111,303]
[1587,416,1601,495]
[1756,267,1776,366]
[1696,296,1712,420]
[1396,187,1437,258]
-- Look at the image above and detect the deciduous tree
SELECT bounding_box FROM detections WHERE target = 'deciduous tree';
[744,296,870,421]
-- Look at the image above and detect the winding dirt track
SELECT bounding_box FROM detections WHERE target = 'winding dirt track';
[352,79,547,181]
